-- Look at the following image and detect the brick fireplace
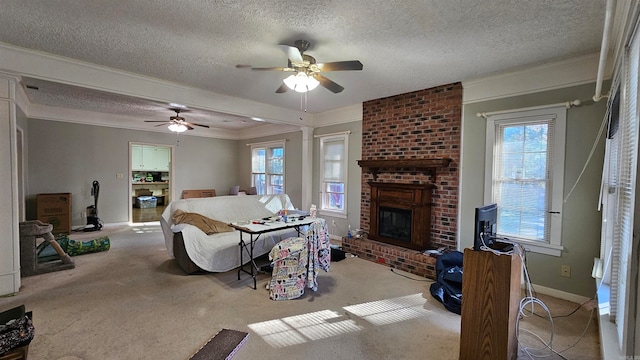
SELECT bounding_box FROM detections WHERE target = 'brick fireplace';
[342,82,462,279]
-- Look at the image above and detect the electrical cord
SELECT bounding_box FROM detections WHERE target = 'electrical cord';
[389,268,431,282]
[507,242,598,359]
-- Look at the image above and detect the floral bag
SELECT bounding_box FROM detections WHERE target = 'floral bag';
[0,305,34,356]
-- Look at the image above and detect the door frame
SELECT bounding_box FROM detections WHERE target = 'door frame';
[129,141,174,223]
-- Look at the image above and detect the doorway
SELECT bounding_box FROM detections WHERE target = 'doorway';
[130,143,173,223]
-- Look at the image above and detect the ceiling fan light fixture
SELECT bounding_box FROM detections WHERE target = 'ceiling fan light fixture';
[168,123,188,133]
[283,72,319,93]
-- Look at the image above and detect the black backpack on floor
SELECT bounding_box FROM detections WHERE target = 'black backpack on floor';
[429,250,463,315]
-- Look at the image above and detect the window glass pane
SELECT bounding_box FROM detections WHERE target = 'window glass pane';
[268,147,284,174]
[325,182,345,192]
[329,193,344,210]
[319,135,347,213]
[523,152,547,179]
[497,181,547,240]
[252,148,265,173]
[524,124,548,152]
[503,126,524,153]
[253,174,265,195]
[251,143,284,195]
[496,121,550,242]
[501,153,523,179]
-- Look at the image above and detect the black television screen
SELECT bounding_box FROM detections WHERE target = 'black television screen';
[473,203,498,251]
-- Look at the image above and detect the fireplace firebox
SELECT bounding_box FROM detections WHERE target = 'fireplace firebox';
[379,206,412,242]
[368,182,435,251]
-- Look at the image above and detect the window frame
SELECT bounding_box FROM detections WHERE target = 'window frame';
[318,133,349,218]
[250,140,285,195]
[484,106,567,256]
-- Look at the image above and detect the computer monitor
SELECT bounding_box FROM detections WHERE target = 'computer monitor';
[473,203,498,251]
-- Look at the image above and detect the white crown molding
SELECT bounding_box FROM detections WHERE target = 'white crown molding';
[0,42,313,128]
[236,123,302,140]
[462,52,608,104]
[27,104,242,139]
[313,103,363,127]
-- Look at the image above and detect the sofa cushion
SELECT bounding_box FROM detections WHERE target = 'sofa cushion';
[171,209,234,235]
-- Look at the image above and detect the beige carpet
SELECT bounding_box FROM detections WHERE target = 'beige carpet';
[0,223,600,359]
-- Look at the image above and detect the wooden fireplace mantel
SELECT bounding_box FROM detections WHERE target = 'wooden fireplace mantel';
[357,158,452,180]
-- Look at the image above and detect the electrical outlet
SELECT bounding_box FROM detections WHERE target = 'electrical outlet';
[116,173,124,179]
[81,210,86,218]
[560,265,571,277]
[332,220,337,227]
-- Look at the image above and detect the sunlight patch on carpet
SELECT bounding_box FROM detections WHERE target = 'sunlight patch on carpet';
[248,293,431,348]
[248,310,362,348]
[343,293,431,326]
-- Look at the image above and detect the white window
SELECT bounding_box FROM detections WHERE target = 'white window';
[251,141,285,195]
[599,26,640,354]
[484,106,566,256]
[319,133,348,217]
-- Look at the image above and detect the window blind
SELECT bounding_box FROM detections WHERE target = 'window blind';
[610,30,639,350]
[323,139,345,182]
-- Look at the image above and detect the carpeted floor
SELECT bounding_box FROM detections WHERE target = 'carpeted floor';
[0,223,600,359]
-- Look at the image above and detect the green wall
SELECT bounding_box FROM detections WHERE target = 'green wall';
[460,82,607,297]
[26,119,238,226]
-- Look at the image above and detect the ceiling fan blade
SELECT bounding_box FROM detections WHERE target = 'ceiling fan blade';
[187,122,210,128]
[153,123,169,127]
[278,44,304,63]
[315,74,344,93]
[316,60,363,71]
[250,67,295,72]
[276,83,289,93]
[185,124,194,130]
[145,120,170,123]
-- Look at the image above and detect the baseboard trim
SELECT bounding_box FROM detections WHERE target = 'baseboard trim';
[531,283,591,304]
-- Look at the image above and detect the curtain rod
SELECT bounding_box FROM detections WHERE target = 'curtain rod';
[314,130,351,138]
[245,139,288,147]
[476,100,582,119]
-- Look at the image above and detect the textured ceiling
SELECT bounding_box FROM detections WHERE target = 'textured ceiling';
[0,0,606,131]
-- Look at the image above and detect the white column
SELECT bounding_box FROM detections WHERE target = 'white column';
[300,126,313,211]
[0,73,20,295]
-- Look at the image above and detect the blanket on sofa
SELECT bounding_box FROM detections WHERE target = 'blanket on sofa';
[161,194,298,273]
[171,209,234,235]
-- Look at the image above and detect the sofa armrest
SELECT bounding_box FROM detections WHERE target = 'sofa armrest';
[172,232,205,274]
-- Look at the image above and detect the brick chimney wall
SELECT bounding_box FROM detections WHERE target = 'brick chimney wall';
[359,82,462,249]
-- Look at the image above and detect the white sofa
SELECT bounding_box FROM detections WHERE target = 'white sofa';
[160,194,299,274]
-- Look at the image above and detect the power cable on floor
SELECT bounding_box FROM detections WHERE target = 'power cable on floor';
[389,268,431,281]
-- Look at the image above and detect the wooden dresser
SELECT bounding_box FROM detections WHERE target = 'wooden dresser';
[459,248,522,360]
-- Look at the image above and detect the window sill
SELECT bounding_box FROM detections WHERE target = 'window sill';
[508,239,563,257]
[597,283,622,359]
[319,209,347,219]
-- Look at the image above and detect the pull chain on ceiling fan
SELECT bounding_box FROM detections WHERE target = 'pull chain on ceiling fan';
[237,39,363,94]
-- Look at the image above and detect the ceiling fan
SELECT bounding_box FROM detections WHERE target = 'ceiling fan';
[237,40,363,94]
[145,108,210,133]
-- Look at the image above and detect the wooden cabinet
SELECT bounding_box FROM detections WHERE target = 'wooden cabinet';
[154,147,170,171]
[131,145,170,171]
[131,145,143,170]
[459,248,522,360]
